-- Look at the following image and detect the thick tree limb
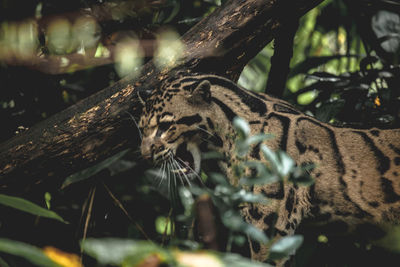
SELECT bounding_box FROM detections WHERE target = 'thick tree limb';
[265,18,299,97]
[0,0,323,192]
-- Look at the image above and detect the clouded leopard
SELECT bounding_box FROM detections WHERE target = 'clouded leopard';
[139,73,400,262]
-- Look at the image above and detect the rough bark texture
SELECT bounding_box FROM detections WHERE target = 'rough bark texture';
[0,0,323,192]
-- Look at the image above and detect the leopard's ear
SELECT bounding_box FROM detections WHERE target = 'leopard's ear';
[137,88,152,107]
[188,80,211,104]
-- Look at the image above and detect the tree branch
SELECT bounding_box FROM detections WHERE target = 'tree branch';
[265,18,299,97]
[0,0,323,193]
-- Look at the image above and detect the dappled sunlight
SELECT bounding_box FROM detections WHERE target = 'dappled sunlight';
[154,29,185,69]
[114,36,144,78]
[46,18,73,54]
[72,16,100,55]
[0,14,105,73]
[0,19,38,61]
[0,1,188,76]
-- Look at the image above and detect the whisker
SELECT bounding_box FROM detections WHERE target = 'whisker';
[170,157,184,185]
[173,158,191,186]
[196,126,214,137]
[131,148,143,155]
[195,126,217,146]
[179,164,192,187]
[175,156,204,185]
[125,111,142,141]
[200,137,214,145]
[173,160,177,189]
[162,161,168,185]
[168,150,187,184]
[168,158,178,201]
[173,158,193,187]
[166,161,171,194]
[157,162,166,186]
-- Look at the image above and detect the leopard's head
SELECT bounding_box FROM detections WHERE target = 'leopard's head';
[139,77,217,180]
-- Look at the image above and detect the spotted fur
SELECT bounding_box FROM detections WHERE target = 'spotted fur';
[139,73,400,262]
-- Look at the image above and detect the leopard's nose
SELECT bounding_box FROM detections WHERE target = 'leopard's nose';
[141,139,153,160]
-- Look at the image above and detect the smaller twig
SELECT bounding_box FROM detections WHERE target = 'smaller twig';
[102,182,152,241]
[80,186,96,260]
[161,208,173,246]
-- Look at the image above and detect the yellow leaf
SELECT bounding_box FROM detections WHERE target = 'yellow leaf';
[43,246,83,267]
[374,96,381,107]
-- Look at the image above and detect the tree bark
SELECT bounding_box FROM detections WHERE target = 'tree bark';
[0,0,323,193]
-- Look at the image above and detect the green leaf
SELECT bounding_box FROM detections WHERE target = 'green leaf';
[268,235,303,261]
[372,10,400,56]
[231,189,268,205]
[277,151,295,177]
[260,146,295,178]
[297,91,318,105]
[221,210,245,230]
[233,117,250,139]
[214,185,235,198]
[243,223,269,244]
[232,235,246,246]
[62,149,130,188]
[179,187,195,217]
[82,238,159,265]
[239,161,279,185]
[246,133,273,146]
[288,55,359,79]
[155,216,172,235]
[260,145,279,171]
[188,185,208,197]
[83,239,175,267]
[315,100,345,123]
[160,0,180,23]
[289,166,315,186]
[209,172,230,186]
[0,256,10,267]
[44,192,51,209]
[222,211,268,244]
[0,239,61,267]
[236,140,250,158]
[0,194,66,223]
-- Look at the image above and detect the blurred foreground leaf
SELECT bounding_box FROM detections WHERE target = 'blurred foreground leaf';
[0,239,61,267]
[82,238,168,266]
[268,235,303,261]
[82,238,274,267]
[0,194,66,223]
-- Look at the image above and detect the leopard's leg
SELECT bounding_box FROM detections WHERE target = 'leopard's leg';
[242,183,311,265]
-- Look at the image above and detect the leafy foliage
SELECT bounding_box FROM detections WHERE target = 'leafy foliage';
[175,117,312,261]
[240,0,400,128]
[82,238,272,267]
[268,235,304,261]
[0,194,66,223]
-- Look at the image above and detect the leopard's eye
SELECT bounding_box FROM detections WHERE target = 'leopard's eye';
[156,121,173,137]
